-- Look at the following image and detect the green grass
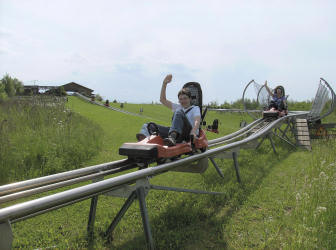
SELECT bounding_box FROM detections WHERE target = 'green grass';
[224,140,336,249]
[0,97,103,184]
[7,96,336,249]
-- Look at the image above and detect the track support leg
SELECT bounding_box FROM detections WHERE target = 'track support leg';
[87,196,99,239]
[104,185,154,249]
[232,152,241,183]
[136,186,154,250]
[104,191,137,240]
[209,157,224,178]
[268,135,277,154]
[0,220,13,250]
[256,136,266,149]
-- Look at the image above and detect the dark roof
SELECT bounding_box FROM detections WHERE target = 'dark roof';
[62,82,93,92]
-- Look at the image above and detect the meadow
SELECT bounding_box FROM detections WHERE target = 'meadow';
[2,96,335,249]
[0,97,103,184]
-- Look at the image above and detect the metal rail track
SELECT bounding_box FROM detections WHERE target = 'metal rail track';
[0,112,307,205]
[0,113,307,220]
[0,159,135,198]
[0,117,265,204]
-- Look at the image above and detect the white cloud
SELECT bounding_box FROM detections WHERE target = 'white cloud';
[0,0,335,103]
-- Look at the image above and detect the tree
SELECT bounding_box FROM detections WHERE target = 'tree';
[0,81,8,101]
[13,78,24,95]
[0,74,24,97]
[95,94,103,102]
[58,86,66,96]
[2,74,15,97]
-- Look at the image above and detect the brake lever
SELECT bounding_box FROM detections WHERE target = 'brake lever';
[190,134,195,149]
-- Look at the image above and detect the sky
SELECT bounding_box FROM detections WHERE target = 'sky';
[0,0,335,104]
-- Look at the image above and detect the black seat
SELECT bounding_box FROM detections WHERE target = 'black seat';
[182,82,207,128]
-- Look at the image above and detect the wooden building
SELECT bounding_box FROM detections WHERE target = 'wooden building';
[61,82,94,97]
[23,85,40,95]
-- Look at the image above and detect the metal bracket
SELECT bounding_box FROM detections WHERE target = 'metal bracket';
[105,177,151,198]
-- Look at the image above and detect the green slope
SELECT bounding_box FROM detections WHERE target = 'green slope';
[11,96,335,249]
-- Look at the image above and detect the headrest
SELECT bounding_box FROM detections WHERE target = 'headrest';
[183,82,203,109]
[274,85,285,97]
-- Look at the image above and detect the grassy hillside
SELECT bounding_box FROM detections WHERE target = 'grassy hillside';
[0,98,103,184]
[10,96,336,249]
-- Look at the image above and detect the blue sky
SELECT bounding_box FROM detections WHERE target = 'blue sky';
[0,0,335,104]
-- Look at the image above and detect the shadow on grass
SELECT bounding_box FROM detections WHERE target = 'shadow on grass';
[96,138,297,249]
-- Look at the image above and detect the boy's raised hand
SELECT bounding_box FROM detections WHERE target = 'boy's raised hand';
[163,74,172,84]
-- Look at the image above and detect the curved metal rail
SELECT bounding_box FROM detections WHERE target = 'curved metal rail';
[242,80,260,120]
[308,78,336,122]
[208,118,262,145]
[242,78,336,123]
[242,79,272,120]
[208,118,272,147]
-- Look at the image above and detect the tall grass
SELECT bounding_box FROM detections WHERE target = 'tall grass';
[0,97,103,184]
[224,139,336,249]
[288,140,336,249]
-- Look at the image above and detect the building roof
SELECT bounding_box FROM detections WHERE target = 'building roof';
[62,82,93,92]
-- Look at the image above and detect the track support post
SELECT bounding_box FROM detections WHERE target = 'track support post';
[87,196,99,240]
[268,135,277,154]
[104,178,154,249]
[0,220,13,250]
[104,191,137,240]
[232,152,241,183]
[209,157,224,178]
[136,186,154,250]
[87,176,104,240]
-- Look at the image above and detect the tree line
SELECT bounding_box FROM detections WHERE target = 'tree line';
[206,98,313,111]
